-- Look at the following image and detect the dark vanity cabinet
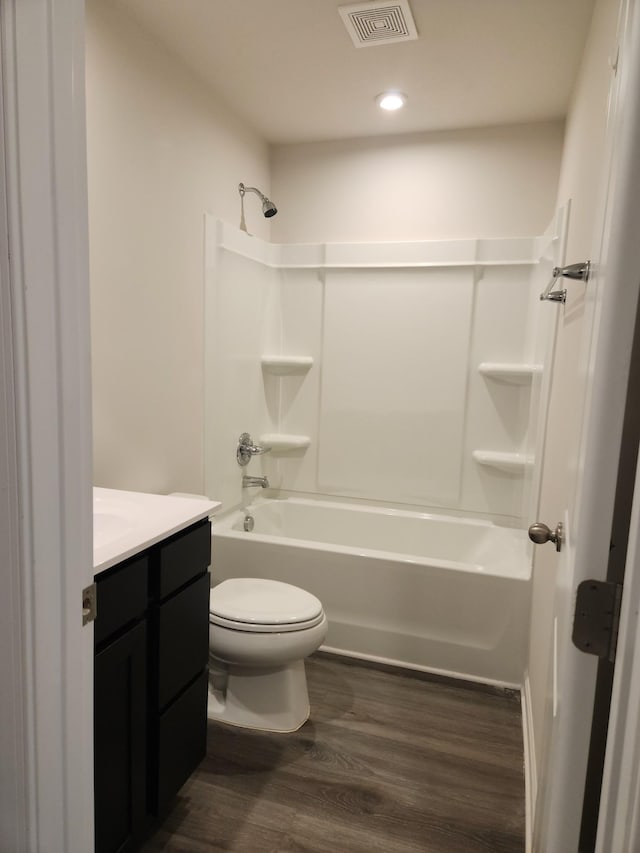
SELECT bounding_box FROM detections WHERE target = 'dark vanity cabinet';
[94,554,148,853]
[94,519,211,853]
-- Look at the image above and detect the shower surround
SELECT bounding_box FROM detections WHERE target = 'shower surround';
[204,217,557,684]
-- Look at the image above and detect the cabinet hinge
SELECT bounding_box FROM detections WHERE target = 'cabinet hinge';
[572,580,623,662]
[82,582,97,626]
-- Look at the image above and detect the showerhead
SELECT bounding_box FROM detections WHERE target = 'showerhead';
[238,182,277,232]
[262,198,278,218]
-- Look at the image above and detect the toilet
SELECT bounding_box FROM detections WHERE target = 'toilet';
[208,577,328,732]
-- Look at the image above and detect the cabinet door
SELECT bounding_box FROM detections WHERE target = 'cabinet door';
[95,621,147,853]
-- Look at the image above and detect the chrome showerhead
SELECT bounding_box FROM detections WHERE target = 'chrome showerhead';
[262,198,277,218]
[238,182,277,232]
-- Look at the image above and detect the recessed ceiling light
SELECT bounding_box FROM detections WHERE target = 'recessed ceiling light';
[376,92,407,111]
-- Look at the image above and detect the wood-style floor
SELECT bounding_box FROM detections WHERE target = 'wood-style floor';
[141,654,525,853]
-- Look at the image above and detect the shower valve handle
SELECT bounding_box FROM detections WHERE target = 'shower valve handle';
[236,432,272,467]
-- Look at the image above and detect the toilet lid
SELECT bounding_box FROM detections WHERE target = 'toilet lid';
[209,578,324,632]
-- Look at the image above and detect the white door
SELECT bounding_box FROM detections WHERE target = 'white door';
[533,1,640,849]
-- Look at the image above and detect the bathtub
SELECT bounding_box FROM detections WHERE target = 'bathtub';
[211,496,532,686]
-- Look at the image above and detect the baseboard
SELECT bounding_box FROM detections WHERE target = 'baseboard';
[318,644,521,693]
[522,671,537,853]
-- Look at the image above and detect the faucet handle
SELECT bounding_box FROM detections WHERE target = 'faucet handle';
[236,432,272,466]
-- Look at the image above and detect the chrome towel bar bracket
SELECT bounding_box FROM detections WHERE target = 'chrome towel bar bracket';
[540,260,591,304]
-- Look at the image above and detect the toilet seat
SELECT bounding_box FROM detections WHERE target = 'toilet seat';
[209,578,324,634]
[209,611,325,633]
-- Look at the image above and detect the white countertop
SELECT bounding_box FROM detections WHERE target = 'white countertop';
[94,487,221,575]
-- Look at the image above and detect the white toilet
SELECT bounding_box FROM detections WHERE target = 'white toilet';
[208,577,328,732]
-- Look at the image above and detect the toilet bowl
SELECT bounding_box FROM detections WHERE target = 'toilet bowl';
[208,577,328,732]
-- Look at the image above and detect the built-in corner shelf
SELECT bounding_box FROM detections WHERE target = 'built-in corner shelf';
[472,450,534,474]
[260,434,311,454]
[261,355,314,376]
[478,362,542,385]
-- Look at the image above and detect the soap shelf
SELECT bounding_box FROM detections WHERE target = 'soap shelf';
[478,362,542,385]
[261,355,314,375]
[472,450,534,474]
[260,434,311,453]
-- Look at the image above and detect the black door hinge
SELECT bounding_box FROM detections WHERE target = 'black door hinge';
[572,580,623,662]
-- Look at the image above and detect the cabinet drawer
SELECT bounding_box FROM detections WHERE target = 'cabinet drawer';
[155,669,208,815]
[95,555,148,646]
[158,520,211,599]
[156,572,210,709]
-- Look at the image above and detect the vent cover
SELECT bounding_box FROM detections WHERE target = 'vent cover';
[339,0,418,48]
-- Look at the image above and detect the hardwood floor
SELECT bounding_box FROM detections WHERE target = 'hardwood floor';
[140,654,525,853]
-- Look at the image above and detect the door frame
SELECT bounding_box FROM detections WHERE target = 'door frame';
[596,450,640,849]
[0,0,94,851]
[595,0,640,842]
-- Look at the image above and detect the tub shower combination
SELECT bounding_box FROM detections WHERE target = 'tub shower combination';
[206,222,555,689]
[212,496,531,686]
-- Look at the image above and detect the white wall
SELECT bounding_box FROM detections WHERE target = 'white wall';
[526,0,619,801]
[87,2,566,503]
[252,120,565,521]
[203,221,282,512]
[273,262,537,521]
[205,225,547,522]
[86,0,271,495]
[271,121,564,244]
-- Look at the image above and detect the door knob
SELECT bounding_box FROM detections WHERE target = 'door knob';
[528,521,563,552]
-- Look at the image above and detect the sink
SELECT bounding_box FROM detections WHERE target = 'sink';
[93,487,220,575]
[93,493,144,548]
[93,511,134,548]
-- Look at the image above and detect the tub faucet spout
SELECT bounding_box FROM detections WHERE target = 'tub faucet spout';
[242,475,270,489]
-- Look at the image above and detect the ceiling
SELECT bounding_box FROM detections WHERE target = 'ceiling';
[115,0,596,145]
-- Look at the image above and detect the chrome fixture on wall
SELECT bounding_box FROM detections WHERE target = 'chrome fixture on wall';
[238,182,277,233]
[237,432,271,466]
[242,475,270,489]
[540,260,591,303]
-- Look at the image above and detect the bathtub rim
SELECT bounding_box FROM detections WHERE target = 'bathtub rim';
[228,485,527,530]
[226,490,526,528]
[213,495,532,582]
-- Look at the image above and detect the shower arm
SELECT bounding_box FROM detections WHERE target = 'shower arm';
[238,182,277,233]
[239,183,268,204]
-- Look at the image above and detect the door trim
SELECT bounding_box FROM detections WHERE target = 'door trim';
[596,11,640,836]
[1,0,94,850]
[597,443,640,849]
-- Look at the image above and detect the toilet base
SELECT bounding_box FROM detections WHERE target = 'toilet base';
[207,658,311,733]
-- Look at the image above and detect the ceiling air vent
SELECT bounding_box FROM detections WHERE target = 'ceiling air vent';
[338,0,418,48]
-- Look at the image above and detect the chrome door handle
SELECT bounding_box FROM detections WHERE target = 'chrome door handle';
[528,521,563,552]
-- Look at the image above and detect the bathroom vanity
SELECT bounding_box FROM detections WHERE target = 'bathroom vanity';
[92,489,218,853]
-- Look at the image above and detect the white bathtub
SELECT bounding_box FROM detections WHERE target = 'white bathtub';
[211,496,532,686]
